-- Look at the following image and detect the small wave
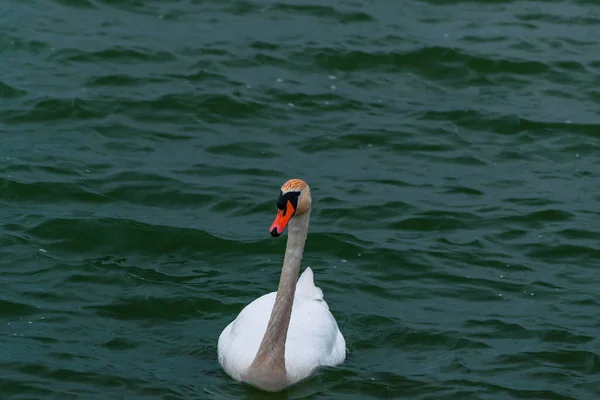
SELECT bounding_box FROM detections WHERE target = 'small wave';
[517,118,600,138]
[525,243,600,261]
[3,98,105,124]
[50,47,176,64]
[0,177,109,204]
[220,0,262,16]
[5,360,188,398]
[498,209,576,223]
[517,11,600,27]
[101,337,138,350]
[556,228,600,240]
[392,211,476,232]
[0,299,38,317]
[271,3,374,23]
[87,296,225,321]
[85,74,165,87]
[5,91,270,124]
[492,349,600,374]
[443,186,484,196]
[0,81,28,99]
[26,217,241,256]
[205,142,279,159]
[121,93,266,123]
[52,0,97,9]
[300,45,550,78]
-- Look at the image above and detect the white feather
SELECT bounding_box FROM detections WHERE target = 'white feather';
[218,267,346,385]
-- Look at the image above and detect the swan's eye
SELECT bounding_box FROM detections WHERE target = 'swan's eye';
[277,191,300,216]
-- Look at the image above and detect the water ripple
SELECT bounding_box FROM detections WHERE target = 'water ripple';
[2,0,600,398]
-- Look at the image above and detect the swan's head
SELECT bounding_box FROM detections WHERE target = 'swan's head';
[269,178,312,237]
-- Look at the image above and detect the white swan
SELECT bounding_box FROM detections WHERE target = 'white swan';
[217,178,346,392]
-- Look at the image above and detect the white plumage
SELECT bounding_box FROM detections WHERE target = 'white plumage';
[218,267,346,386]
[216,178,346,391]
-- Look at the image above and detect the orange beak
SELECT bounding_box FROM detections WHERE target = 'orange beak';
[270,200,295,237]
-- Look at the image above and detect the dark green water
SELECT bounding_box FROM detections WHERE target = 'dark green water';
[1,0,600,399]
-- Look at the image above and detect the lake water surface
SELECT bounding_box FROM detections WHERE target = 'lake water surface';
[1,0,599,399]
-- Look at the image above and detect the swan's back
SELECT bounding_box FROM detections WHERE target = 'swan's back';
[217,267,346,384]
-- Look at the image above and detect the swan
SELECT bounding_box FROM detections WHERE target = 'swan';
[217,178,346,392]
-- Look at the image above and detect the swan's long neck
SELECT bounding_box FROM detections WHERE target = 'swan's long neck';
[245,211,310,391]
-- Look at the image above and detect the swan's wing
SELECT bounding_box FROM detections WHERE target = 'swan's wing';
[217,292,276,381]
[296,267,328,308]
[284,295,346,383]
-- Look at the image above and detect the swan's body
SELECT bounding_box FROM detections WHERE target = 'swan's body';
[217,179,346,392]
[218,268,346,387]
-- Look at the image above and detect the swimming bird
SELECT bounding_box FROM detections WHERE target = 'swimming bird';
[217,178,346,392]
